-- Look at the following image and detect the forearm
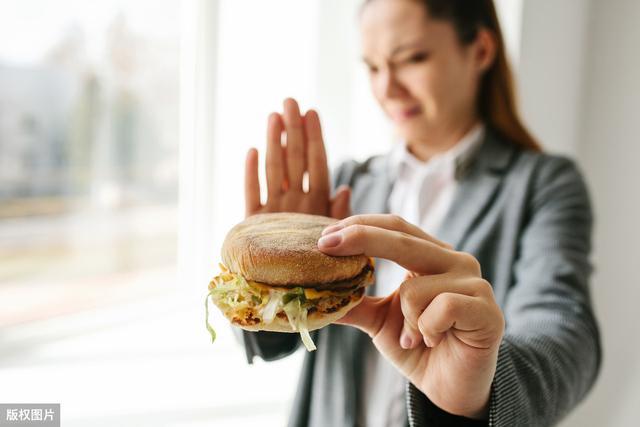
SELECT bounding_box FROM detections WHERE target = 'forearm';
[485,156,601,425]
[488,317,601,426]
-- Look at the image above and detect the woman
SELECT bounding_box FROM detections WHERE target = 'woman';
[240,0,601,426]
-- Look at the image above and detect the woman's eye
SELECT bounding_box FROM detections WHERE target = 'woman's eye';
[407,52,429,63]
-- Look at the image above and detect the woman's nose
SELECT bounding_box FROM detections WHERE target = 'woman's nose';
[378,68,405,99]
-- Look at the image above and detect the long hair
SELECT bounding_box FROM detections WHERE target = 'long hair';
[363,0,542,151]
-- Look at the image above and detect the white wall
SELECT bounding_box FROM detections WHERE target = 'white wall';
[513,1,640,425]
[562,0,640,425]
[494,0,524,65]
[517,0,592,156]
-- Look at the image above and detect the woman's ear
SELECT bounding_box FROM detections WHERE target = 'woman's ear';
[474,28,497,73]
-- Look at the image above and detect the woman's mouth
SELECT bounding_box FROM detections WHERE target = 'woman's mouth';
[390,106,422,122]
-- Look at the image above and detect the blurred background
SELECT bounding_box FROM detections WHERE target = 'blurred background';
[0,0,638,426]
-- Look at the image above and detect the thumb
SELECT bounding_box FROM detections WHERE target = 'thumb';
[335,294,391,338]
[330,185,352,219]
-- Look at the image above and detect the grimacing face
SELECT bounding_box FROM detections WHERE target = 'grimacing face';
[360,0,489,146]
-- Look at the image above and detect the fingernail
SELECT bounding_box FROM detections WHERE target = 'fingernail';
[400,332,414,349]
[318,233,342,248]
[424,337,433,348]
[322,223,343,236]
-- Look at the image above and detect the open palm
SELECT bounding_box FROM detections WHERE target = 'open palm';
[244,98,351,219]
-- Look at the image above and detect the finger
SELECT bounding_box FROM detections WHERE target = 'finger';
[321,214,452,249]
[266,113,285,198]
[398,275,494,341]
[404,271,419,280]
[304,109,329,197]
[317,224,457,274]
[281,143,289,192]
[335,294,393,338]
[329,185,352,219]
[244,148,261,216]
[417,292,496,349]
[399,318,422,350]
[282,98,306,191]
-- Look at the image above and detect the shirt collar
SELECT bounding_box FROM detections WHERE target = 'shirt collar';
[388,123,485,181]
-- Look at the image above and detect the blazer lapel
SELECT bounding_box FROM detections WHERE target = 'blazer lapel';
[437,131,516,249]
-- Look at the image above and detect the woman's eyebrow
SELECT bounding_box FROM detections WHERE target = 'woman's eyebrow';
[389,40,426,58]
[361,39,427,64]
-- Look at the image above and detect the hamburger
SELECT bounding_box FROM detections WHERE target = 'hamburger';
[205,212,374,351]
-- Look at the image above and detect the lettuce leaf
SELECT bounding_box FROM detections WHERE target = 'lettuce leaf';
[208,268,318,351]
[259,291,280,324]
[283,298,316,352]
[210,275,260,311]
[283,298,301,331]
[298,305,316,352]
[205,291,216,343]
[282,287,305,305]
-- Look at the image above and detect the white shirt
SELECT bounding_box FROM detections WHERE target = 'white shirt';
[358,124,485,427]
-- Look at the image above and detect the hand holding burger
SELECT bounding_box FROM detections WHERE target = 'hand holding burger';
[318,214,505,420]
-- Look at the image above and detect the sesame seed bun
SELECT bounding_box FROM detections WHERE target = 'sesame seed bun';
[221,212,369,286]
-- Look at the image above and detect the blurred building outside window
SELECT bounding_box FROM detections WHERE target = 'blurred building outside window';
[0,1,312,426]
[0,0,180,327]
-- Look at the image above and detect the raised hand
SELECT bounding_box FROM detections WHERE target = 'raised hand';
[244,98,351,219]
[317,214,505,420]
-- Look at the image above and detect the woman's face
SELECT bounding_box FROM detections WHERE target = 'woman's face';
[360,0,486,143]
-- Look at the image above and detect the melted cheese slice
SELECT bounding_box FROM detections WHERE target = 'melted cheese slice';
[248,278,333,299]
[303,288,334,299]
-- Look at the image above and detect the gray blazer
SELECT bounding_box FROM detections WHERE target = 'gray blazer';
[239,130,601,427]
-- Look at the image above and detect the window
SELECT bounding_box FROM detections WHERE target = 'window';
[0,0,180,326]
[0,1,313,425]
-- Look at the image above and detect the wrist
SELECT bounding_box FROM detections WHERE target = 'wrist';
[415,383,489,426]
[430,390,490,420]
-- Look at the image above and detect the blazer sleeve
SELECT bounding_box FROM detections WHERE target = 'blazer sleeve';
[488,156,602,426]
[239,159,360,364]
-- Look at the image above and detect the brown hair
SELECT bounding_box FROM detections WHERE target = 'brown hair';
[363,0,542,151]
